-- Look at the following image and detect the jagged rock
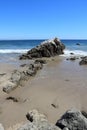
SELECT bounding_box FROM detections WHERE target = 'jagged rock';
[56,108,87,130]
[19,38,65,60]
[18,109,61,130]
[3,81,17,93]
[79,56,87,65]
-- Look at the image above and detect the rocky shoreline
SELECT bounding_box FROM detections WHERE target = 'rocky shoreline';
[2,38,65,93]
[0,38,87,130]
[1,108,87,130]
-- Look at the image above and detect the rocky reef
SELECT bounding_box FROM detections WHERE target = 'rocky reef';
[19,38,65,60]
[3,60,44,93]
[7,109,87,130]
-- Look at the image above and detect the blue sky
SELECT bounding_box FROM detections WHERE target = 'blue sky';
[0,0,87,39]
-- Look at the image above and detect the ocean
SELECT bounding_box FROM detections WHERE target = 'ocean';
[0,39,87,63]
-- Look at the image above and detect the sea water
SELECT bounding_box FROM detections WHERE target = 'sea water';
[62,39,87,57]
[0,39,87,63]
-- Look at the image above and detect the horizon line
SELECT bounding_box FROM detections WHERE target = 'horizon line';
[0,38,87,40]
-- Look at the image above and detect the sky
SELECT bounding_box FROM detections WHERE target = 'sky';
[0,0,87,39]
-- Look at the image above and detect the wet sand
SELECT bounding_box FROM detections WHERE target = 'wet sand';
[0,56,87,129]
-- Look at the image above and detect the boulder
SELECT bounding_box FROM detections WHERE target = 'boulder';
[19,38,65,60]
[79,56,87,65]
[56,108,87,130]
[18,109,61,130]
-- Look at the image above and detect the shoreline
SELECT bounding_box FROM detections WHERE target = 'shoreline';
[0,55,87,129]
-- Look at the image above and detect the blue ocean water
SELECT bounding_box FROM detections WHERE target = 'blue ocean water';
[0,40,45,53]
[62,39,87,56]
[0,39,87,63]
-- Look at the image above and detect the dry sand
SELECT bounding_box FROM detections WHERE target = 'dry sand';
[0,56,87,129]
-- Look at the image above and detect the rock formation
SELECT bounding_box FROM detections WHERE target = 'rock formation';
[18,109,61,130]
[56,108,87,130]
[79,56,87,65]
[3,61,43,93]
[19,38,65,60]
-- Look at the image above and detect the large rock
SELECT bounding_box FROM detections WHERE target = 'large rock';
[56,108,87,130]
[79,56,87,65]
[19,38,65,60]
[18,109,61,130]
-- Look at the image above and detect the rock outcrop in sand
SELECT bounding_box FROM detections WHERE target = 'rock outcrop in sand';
[1,109,87,130]
[79,56,87,65]
[56,108,87,130]
[19,38,65,60]
[18,109,61,130]
[3,61,43,93]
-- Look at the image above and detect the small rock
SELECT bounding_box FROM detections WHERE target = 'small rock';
[76,43,80,45]
[51,103,58,108]
[34,59,47,64]
[6,96,18,102]
[70,53,74,55]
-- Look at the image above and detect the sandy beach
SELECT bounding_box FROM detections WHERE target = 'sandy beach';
[0,55,87,129]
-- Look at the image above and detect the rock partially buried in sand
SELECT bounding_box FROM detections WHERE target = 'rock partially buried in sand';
[19,38,65,60]
[3,62,43,93]
[79,56,87,65]
[18,109,61,130]
[56,108,87,130]
[66,56,78,61]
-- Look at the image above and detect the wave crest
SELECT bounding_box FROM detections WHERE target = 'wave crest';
[0,49,29,53]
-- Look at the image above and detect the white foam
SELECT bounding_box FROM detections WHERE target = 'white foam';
[61,49,87,57]
[0,49,29,53]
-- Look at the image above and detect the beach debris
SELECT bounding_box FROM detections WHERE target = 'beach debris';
[18,109,61,130]
[56,108,87,130]
[79,56,87,65]
[51,103,58,108]
[19,38,65,60]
